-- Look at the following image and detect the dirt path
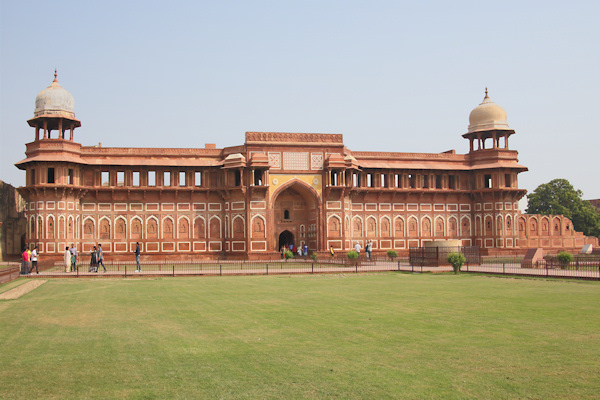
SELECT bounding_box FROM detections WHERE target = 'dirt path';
[0,280,47,300]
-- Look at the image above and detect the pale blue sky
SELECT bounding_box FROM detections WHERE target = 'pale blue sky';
[2,1,599,205]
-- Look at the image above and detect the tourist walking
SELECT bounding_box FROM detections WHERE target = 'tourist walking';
[31,245,39,274]
[135,242,141,272]
[97,244,106,272]
[303,244,308,257]
[64,246,71,272]
[366,240,372,259]
[329,245,335,258]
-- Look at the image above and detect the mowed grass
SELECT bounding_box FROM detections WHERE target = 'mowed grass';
[0,274,599,399]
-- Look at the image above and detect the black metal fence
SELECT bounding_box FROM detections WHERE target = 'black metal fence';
[4,251,599,283]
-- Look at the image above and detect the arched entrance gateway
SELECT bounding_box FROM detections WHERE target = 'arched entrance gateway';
[278,230,294,251]
[270,180,321,253]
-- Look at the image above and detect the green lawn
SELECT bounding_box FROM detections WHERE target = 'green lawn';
[1,274,599,399]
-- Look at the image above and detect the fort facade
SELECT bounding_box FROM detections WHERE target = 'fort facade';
[15,74,598,260]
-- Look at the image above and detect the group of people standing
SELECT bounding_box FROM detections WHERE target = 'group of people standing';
[354,240,373,259]
[280,243,309,258]
[21,245,38,274]
[62,243,105,273]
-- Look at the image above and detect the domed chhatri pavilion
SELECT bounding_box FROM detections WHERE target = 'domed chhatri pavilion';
[15,74,597,260]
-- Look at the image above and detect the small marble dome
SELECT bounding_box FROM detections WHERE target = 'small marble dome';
[34,70,75,119]
[468,89,509,133]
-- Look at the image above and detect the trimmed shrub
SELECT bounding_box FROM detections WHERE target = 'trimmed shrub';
[387,250,398,260]
[284,250,294,260]
[347,250,359,260]
[556,251,573,268]
[310,252,318,262]
[447,252,466,274]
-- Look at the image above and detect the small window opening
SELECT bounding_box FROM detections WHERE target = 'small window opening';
[367,173,373,188]
[484,174,492,189]
[284,210,290,220]
[117,171,125,187]
[409,174,416,189]
[164,171,171,187]
[30,169,36,186]
[449,175,456,189]
[132,171,140,187]
[179,171,186,187]
[435,175,442,189]
[254,170,263,186]
[422,175,429,189]
[395,174,400,188]
[195,171,202,187]
[505,174,511,188]
[234,170,241,186]
[101,171,109,186]
[148,171,156,187]
[381,174,387,188]
[68,169,74,185]
[47,167,55,184]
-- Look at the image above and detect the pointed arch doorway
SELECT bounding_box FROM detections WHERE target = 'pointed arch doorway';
[278,230,294,251]
[271,179,321,253]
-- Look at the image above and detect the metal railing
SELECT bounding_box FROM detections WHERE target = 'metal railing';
[8,253,599,281]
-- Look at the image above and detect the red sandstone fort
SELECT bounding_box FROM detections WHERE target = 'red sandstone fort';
[13,73,598,260]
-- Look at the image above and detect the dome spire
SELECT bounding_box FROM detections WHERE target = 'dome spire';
[484,87,489,100]
[53,69,58,83]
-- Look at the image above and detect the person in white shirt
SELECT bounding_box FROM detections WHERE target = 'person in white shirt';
[354,242,361,255]
[31,245,39,274]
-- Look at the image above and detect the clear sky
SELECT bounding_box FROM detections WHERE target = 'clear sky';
[2,1,599,207]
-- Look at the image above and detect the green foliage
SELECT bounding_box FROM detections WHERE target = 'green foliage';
[284,249,294,260]
[387,250,398,260]
[347,250,359,259]
[310,252,318,261]
[556,251,573,267]
[447,252,466,274]
[526,178,600,237]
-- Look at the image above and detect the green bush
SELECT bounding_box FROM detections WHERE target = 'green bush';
[447,252,466,274]
[310,252,318,262]
[556,251,573,268]
[387,250,398,260]
[284,250,294,260]
[347,250,359,259]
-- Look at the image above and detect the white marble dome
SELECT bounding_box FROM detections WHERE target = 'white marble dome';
[468,89,509,133]
[34,71,75,118]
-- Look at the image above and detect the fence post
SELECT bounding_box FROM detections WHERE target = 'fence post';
[398,260,400,271]
[124,265,126,277]
[546,263,549,277]
[312,263,314,274]
[503,262,505,275]
[77,265,79,278]
[266,264,269,275]
[173,265,175,277]
[220,265,222,276]
[466,261,469,272]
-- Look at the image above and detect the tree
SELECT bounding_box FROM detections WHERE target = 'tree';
[526,179,600,237]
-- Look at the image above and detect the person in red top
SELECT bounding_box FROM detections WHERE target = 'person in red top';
[22,247,30,275]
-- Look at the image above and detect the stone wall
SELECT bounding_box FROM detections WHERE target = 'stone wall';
[0,181,26,260]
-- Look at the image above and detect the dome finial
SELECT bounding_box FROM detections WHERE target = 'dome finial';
[53,69,58,83]
[484,87,489,99]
